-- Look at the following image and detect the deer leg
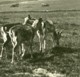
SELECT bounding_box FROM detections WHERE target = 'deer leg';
[42,39,46,52]
[37,31,42,52]
[0,44,4,59]
[29,39,33,59]
[39,38,42,52]
[11,41,18,64]
[43,34,46,52]
[19,45,22,55]
[11,36,18,64]
[21,43,25,59]
[56,38,59,47]
[52,33,55,48]
[52,31,58,48]
[0,39,9,59]
[0,33,8,59]
[0,43,4,58]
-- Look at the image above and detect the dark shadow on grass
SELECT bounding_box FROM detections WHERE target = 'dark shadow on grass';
[23,52,44,60]
[5,46,80,63]
[27,46,80,63]
[51,46,80,55]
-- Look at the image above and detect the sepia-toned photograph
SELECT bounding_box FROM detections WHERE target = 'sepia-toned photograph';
[0,0,80,77]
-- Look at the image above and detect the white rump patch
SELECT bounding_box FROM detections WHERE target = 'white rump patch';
[1,27,7,42]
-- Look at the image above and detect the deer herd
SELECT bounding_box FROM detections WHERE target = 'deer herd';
[0,15,62,63]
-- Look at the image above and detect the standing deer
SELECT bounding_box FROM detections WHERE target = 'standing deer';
[0,23,21,59]
[8,17,46,63]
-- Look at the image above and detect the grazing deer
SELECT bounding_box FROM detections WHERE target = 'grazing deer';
[52,29,62,47]
[44,20,62,47]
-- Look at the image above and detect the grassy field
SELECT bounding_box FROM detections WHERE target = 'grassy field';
[0,0,80,77]
[0,0,80,12]
[0,11,80,77]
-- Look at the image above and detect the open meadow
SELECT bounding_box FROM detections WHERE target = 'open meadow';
[0,0,80,77]
[0,11,80,77]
